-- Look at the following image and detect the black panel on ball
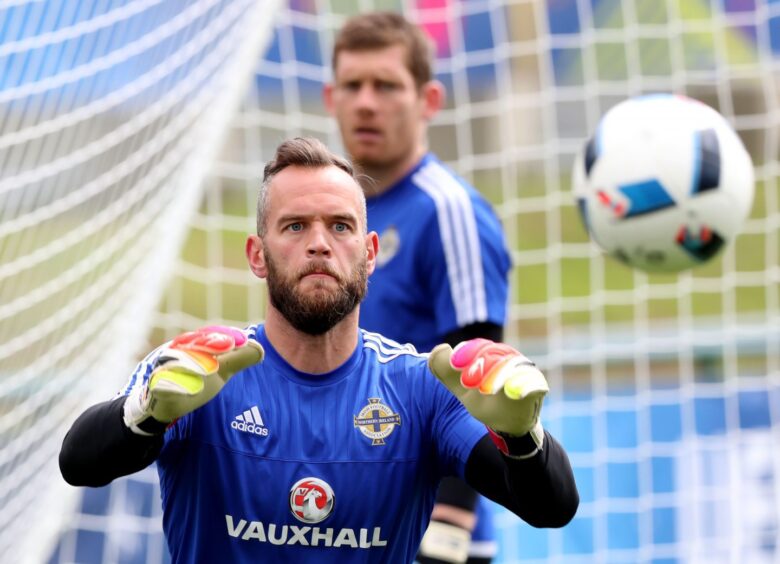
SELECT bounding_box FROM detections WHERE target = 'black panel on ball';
[584,136,599,177]
[694,128,721,194]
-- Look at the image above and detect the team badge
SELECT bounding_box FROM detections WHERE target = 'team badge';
[354,398,401,445]
[289,477,335,524]
[376,226,400,267]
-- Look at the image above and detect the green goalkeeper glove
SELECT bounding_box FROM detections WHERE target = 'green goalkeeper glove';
[428,338,548,458]
[123,325,264,436]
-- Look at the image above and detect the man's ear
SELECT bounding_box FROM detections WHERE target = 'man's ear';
[421,79,445,121]
[246,235,267,279]
[323,82,335,115]
[366,231,379,276]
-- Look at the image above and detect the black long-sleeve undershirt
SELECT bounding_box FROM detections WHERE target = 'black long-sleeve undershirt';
[59,396,162,487]
[465,432,578,528]
[60,396,578,527]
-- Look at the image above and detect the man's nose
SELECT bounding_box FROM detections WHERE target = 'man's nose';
[355,84,378,111]
[306,224,332,256]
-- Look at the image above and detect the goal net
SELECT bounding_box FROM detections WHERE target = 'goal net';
[0,0,279,562]
[12,0,778,563]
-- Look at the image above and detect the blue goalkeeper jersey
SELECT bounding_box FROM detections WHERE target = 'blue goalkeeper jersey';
[361,152,511,354]
[121,325,486,564]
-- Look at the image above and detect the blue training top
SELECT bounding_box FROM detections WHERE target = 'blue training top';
[120,326,487,564]
[360,153,511,354]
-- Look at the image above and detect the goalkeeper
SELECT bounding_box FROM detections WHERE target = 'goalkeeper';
[60,137,578,564]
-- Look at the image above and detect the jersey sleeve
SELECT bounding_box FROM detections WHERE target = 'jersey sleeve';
[420,186,511,339]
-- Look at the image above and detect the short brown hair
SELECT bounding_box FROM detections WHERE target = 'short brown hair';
[332,12,434,88]
[257,137,365,236]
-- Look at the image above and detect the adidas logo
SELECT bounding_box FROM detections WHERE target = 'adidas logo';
[231,405,269,436]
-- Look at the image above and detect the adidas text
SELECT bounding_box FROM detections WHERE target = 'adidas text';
[231,420,269,436]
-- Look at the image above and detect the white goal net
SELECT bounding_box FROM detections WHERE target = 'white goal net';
[0,0,279,562]
[3,1,778,563]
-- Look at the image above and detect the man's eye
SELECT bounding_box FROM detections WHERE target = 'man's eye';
[334,223,349,232]
[377,81,397,92]
[288,223,303,232]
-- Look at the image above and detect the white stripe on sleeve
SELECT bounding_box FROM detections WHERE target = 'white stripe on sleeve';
[413,162,487,325]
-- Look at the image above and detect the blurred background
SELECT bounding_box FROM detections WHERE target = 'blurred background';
[0,0,778,562]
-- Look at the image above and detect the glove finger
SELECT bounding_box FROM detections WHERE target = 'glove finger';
[201,325,248,347]
[450,339,494,370]
[459,342,522,388]
[148,370,225,424]
[157,348,218,375]
[216,340,264,381]
[477,356,515,393]
[428,344,462,394]
[150,367,205,396]
[503,366,549,400]
[479,355,540,394]
[172,327,237,355]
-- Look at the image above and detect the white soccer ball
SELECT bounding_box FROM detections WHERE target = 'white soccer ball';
[572,94,755,273]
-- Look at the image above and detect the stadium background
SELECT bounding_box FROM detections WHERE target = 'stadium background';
[0,1,778,563]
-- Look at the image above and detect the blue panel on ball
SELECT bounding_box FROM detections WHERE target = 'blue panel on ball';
[618,179,676,217]
[691,128,721,194]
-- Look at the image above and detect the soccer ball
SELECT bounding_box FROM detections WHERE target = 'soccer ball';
[572,94,754,273]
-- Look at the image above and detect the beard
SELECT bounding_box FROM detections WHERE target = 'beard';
[264,250,368,336]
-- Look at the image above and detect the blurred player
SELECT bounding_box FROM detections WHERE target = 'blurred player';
[60,137,577,563]
[324,12,510,563]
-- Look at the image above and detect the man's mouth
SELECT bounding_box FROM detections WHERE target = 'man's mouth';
[300,266,339,282]
[353,127,381,141]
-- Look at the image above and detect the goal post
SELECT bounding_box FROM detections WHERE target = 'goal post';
[0,1,280,562]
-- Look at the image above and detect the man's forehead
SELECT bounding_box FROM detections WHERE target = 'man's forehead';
[270,164,357,190]
[335,45,410,76]
[267,165,363,211]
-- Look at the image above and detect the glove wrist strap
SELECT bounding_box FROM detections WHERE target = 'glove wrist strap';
[123,394,169,436]
[487,421,544,459]
[133,416,169,436]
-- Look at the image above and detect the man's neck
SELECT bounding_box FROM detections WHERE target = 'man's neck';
[263,309,360,374]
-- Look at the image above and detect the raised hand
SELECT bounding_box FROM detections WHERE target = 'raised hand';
[428,339,548,456]
[123,326,264,435]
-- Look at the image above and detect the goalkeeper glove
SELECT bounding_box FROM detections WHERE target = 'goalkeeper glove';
[123,325,264,436]
[428,338,548,458]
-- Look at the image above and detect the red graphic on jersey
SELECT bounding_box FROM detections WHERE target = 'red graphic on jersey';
[289,477,335,524]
